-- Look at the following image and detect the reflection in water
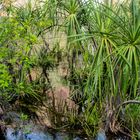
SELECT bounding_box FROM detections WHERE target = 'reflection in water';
[5,127,82,140]
[5,127,130,140]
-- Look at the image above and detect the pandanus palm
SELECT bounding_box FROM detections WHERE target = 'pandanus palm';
[89,0,139,133]
[56,0,86,88]
[65,0,140,135]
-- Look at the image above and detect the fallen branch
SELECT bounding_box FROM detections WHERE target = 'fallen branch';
[117,100,140,110]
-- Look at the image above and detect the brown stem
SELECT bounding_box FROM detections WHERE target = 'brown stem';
[27,68,33,82]
[43,69,56,115]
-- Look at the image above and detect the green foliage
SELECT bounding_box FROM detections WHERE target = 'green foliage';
[0,0,55,109]
[0,64,11,88]
[20,113,28,121]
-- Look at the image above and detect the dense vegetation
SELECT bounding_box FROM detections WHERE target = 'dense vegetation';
[0,0,140,139]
